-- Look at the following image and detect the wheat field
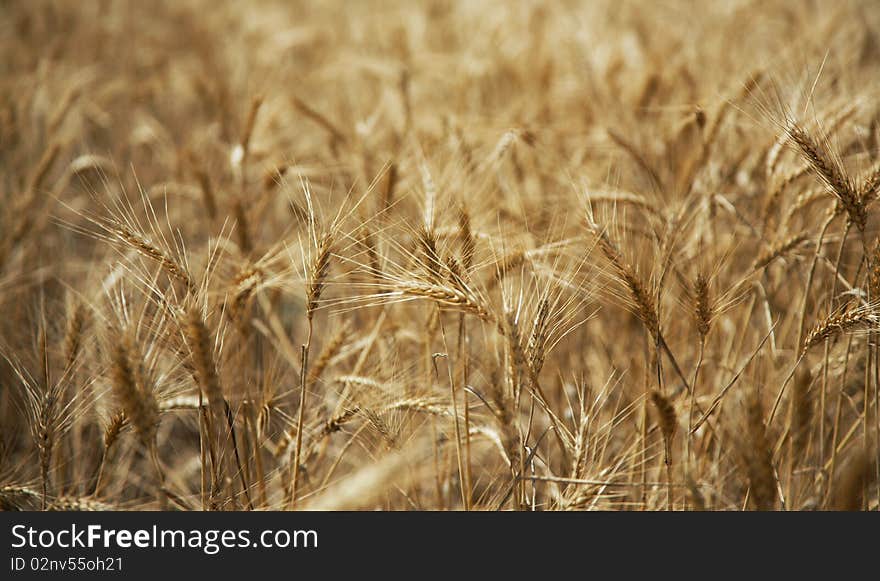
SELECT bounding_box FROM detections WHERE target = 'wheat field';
[1,0,878,511]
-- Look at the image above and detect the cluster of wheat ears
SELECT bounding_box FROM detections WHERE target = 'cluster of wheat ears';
[1,0,879,511]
